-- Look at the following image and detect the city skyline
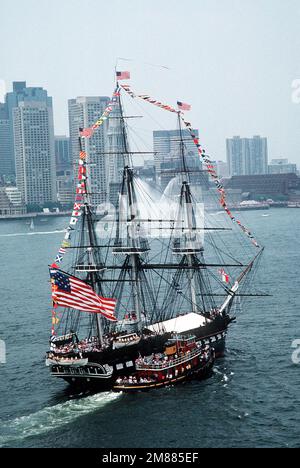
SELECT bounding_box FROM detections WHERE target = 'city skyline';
[1,79,299,169]
[1,0,300,166]
[1,79,298,206]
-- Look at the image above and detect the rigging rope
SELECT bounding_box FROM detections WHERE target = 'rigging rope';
[119,82,261,250]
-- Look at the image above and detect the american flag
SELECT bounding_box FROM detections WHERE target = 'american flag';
[50,269,117,322]
[177,101,191,111]
[116,71,131,81]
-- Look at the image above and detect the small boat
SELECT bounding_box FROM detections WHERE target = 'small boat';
[46,356,88,367]
[113,333,141,349]
[113,335,215,392]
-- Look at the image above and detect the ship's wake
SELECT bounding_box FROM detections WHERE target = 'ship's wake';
[0,392,121,447]
[0,230,66,238]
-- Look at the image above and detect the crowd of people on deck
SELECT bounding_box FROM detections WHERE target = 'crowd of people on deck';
[135,343,209,369]
[47,353,85,363]
[115,343,212,387]
[49,336,109,356]
[115,333,140,345]
[49,331,143,357]
[116,376,155,386]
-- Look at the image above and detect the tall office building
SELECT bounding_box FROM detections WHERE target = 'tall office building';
[226,136,268,176]
[13,92,56,206]
[153,129,203,189]
[68,96,110,206]
[2,82,54,176]
[0,103,13,177]
[249,136,268,175]
[226,136,250,176]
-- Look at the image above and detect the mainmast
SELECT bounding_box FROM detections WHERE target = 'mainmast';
[113,89,145,331]
[175,113,201,314]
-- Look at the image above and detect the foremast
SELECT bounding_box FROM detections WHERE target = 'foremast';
[78,136,105,344]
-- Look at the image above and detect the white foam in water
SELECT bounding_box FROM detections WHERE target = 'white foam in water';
[0,392,121,447]
[0,230,66,238]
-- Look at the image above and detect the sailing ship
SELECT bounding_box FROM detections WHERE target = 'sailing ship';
[46,73,264,391]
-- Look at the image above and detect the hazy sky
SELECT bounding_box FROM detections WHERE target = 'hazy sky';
[1,0,300,164]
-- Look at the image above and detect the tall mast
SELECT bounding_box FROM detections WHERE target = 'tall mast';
[79,136,103,344]
[116,89,143,330]
[177,113,198,314]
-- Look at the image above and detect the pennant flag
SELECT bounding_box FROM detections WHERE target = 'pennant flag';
[177,101,191,111]
[80,128,94,138]
[116,71,131,80]
[72,210,82,217]
[219,269,230,284]
[50,269,117,322]
[76,187,86,195]
[62,240,71,248]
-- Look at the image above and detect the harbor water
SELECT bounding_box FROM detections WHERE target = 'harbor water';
[0,208,299,448]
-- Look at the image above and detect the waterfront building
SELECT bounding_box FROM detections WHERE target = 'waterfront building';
[224,173,300,200]
[0,104,13,177]
[4,82,54,177]
[268,159,297,175]
[226,136,268,176]
[13,95,56,207]
[0,187,26,216]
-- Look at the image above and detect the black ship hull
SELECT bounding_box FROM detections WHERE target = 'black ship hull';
[48,315,231,391]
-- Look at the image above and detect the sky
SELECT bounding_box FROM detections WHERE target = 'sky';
[1,0,300,164]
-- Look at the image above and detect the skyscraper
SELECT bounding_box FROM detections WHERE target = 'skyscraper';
[249,136,268,175]
[226,136,268,176]
[13,92,56,207]
[226,136,250,176]
[3,82,54,176]
[68,96,110,206]
[0,103,13,177]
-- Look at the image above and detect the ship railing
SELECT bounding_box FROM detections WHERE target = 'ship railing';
[136,347,206,371]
